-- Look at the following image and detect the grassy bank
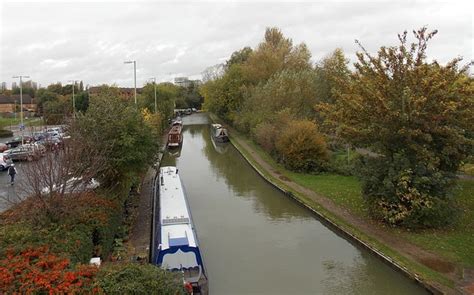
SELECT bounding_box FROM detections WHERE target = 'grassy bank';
[0,117,44,129]
[210,114,473,290]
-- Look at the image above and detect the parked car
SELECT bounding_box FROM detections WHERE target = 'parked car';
[0,152,13,170]
[4,144,45,161]
[6,136,34,149]
[41,177,100,194]
[0,143,8,152]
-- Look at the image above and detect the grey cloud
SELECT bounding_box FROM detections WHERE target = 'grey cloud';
[1,1,472,87]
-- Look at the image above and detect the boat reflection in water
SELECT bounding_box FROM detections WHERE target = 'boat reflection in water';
[210,133,229,154]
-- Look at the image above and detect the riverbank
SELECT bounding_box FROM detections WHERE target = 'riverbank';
[210,114,473,294]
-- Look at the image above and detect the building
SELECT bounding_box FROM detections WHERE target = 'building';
[0,94,37,113]
[0,82,6,91]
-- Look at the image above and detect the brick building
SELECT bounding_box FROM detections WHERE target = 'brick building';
[0,94,37,113]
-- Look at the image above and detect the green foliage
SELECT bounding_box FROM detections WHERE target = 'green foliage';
[0,222,94,265]
[226,46,253,68]
[356,153,458,228]
[201,64,246,123]
[275,120,329,172]
[97,263,184,295]
[321,28,473,228]
[76,86,158,188]
[0,129,13,138]
[43,97,70,124]
[75,91,89,113]
[329,148,359,176]
[36,89,59,115]
[140,82,179,119]
[180,83,203,109]
[241,27,312,85]
[238,69,318,132]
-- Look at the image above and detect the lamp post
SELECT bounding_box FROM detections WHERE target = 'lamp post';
[124,60,137,105]
[12,75,30,144]
[150,77,157,113]
[68,80,79,117]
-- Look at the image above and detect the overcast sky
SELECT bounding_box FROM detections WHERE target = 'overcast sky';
[0,0,472,88]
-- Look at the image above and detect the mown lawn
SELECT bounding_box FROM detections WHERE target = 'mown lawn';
[403,180,474,267]
[0,117,43,129]
[283,172,367,217]
[460,163,474,176]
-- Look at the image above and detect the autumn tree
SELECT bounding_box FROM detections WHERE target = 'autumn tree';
[321,28,474,228]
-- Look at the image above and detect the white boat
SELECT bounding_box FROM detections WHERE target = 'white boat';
[154,166,208,294]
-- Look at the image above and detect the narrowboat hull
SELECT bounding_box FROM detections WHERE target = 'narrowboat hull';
[210,123,229,143]
[154,166,208,294]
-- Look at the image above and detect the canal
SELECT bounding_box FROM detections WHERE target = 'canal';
[160,113,427,294]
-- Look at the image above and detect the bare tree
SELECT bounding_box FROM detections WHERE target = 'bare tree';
[201,63,225,82]
[2,123,108,221]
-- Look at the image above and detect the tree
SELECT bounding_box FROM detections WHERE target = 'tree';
[238,69,319,132]
[314,48,350,105]
[75,86,158,189]
[74,91,89,113]
[201,63,225,82]
[321,28,474,228]
[200,64,246,123]
[226,46,253,68]
[36,89,59,115]
[241,27,312,85]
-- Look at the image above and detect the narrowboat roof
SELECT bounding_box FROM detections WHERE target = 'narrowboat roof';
[168,125,182,135]
[159,166,197,250]
[211,123,222,129]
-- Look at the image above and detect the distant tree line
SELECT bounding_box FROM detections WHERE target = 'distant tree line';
[200,27,474,229]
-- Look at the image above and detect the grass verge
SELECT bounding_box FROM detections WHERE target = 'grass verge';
[0,117,44,129]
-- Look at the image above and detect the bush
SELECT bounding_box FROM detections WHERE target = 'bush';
[356,152,459,228]
[97,263,184,295]
[328,148,359,176]
[0,129,13,138]
[0,246,99,294]
[275,120,329,172]
[254,122,278,154]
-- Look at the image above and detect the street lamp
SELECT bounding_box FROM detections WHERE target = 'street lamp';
[68,80,79,117]
[124,60,137,105]
[12,75,30,144]
[150,77,157,113]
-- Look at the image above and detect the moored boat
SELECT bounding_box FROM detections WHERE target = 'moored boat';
[167,125,183,148]
[154,166,208,294]
[210,123,229,143]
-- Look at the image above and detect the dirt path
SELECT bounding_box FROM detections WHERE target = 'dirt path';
[227,127,467,294]
[128,167,155,261]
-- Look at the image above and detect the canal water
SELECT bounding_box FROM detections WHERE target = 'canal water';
[161,113,427,295]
